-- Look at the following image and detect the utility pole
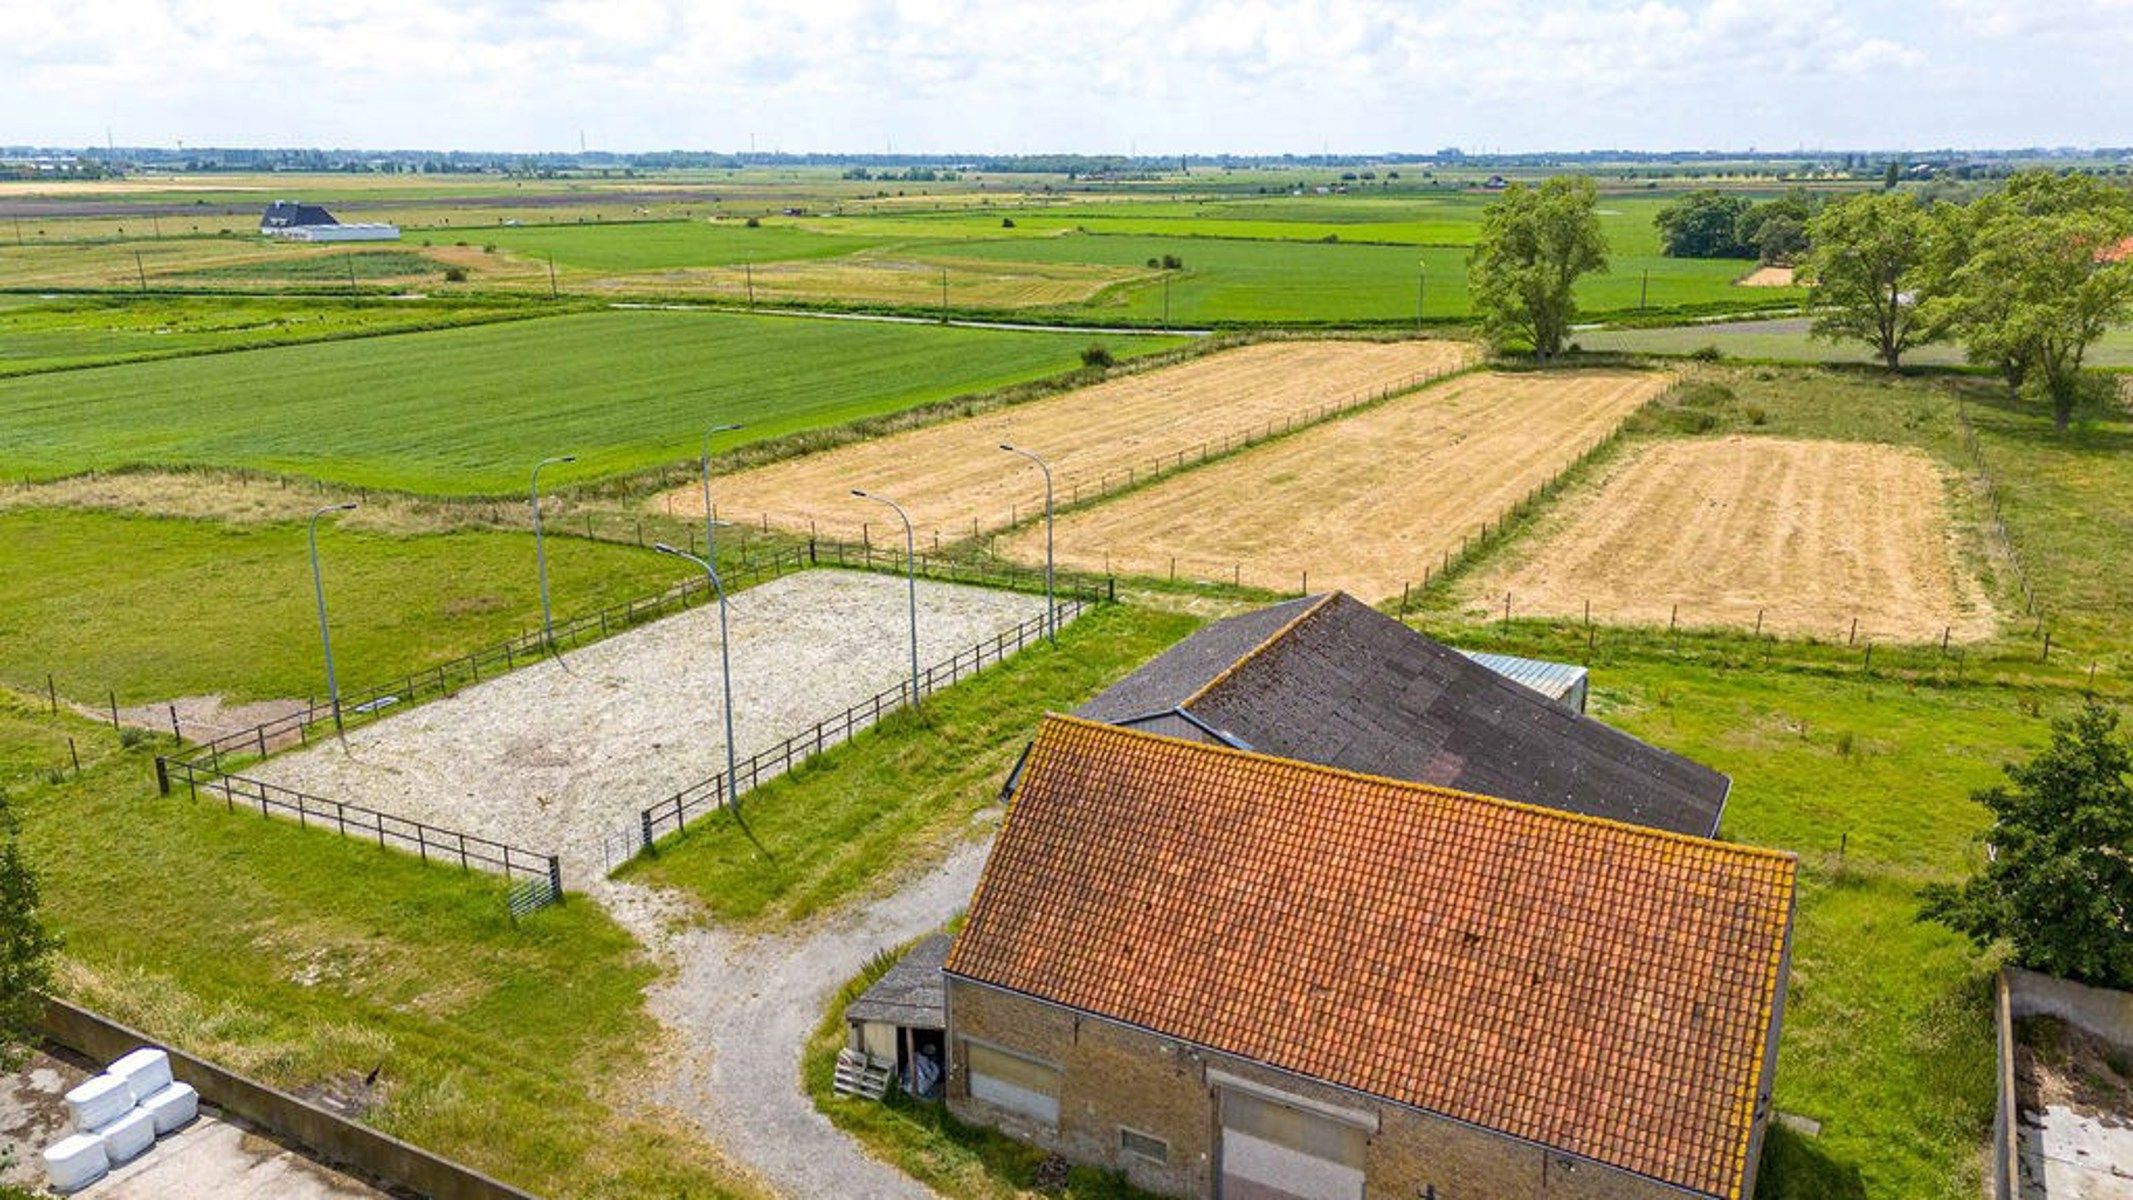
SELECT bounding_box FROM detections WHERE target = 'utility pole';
[547,254,559,300]
[345,253,358,293]
[1162,270,1171,329]
[132,251,147,292]
[1640,269,1649,310]
[1417,264,1427,332]
[744,261,754,308]
[940,268,949,324]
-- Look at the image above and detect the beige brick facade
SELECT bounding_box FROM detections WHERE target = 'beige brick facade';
[947,977,1724,1200]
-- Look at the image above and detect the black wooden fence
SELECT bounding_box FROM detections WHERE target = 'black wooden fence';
[611,594,1094,869]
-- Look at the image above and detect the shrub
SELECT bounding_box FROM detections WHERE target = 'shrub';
[481,243,496,254]
[117,727,149,750]
[1080,344,1115,369]
[443,266,469,283]
[1688,344,1725,361]
[1001,217,1015,228]
[1160,254,1183,270]
[744,216,761,228]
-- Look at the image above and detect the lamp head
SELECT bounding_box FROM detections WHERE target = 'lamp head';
[850,489,868,498]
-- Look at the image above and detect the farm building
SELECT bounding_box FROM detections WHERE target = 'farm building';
[839,934,951,1101]
[1072,592,1725,837]
[942,716,1797,1200]
[1456,649,1590,711]
[258,200,399,242]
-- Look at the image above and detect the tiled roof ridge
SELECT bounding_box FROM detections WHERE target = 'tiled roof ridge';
[1037,711,1794,867]
[1720,898,1793,1197]
[1178,592,1337,709]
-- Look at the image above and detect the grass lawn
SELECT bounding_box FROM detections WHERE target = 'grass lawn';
[0,690,759,1200]
[0,308,1183,493]
[620,603,1200,926]
[0,295,547,375]
[0,508,697,706]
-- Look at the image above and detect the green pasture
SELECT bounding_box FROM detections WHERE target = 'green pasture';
[479,221,892,271]
[1581,317,2133,369]
[0,692,757,1199]
[0,508,696,706]
[0,308,1181,493]
[0,295,543,375]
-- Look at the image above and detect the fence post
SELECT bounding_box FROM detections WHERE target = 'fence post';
[548,856,564,903]
[640,809,655,852]
[110,692,119,729]
[153,757,169,796]
[168,705,181,743]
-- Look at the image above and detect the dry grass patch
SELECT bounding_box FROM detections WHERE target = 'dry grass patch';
[676,339,1475,544]
[1737,265,1796,287]
[581,250,1142,307]
[1000,369,1660,600]
[1464,436,1996,643]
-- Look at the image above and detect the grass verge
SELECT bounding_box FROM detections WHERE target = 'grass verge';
[0,690,758,1200]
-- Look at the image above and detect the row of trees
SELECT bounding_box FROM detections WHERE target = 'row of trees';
[1467,171,2133,427]
[1805,171,2133,426]
[1654,189,1815,263]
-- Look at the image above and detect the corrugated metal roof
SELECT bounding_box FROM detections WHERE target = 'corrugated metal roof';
[1458,650,1588,704]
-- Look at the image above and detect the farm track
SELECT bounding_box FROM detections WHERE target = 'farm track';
[1462,436,1997,644]
[999,369,1663,600]
[675,339,1476,545]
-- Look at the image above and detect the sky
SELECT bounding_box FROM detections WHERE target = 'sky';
[4,0,2130,155]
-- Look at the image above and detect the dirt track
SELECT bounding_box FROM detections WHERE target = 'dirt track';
[664,339,1474,546]
[999,369,1665,600]
[1464,436,1996,643]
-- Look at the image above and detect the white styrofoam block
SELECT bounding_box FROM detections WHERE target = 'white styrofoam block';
[64,1073,134,1132]
[109,1047,175,1102]
[140,1080,200,1134]
[43,1132,109,1193]
[96,1107,156,1164]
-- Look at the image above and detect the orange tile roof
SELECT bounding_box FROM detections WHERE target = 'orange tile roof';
[2102,235,2133,263]
[947,715,1795,1199]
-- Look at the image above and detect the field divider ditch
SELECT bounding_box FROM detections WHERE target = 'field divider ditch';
[612,592,1098,873]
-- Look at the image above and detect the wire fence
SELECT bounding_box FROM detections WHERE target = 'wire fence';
[157,755,563,903]
[607,593,1096,872]
[1956,395,2043,625]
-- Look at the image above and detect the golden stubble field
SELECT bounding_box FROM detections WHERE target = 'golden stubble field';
[998,369,1667,599]
[1461,436,1997,643]
[666,338,1476,544]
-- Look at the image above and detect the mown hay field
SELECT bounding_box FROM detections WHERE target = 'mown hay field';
[1465,436,1996,643]
[680,339,1477,544]
[0,309,1181,493]
[1000,369,1667,599]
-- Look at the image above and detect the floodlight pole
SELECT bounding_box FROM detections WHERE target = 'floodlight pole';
[308,502,360,732]
[852,489,921,708]
[530,454,577,651]
[1000,444,1055,645]
[654,543,741,813]
[701,423,744,565]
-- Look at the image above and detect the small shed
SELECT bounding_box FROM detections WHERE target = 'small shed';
[1458,649,1590,712]
[839,934,950,1100]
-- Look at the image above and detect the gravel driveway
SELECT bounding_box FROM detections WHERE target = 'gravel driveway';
[249,570,1042,879]
[600,835,989,1200]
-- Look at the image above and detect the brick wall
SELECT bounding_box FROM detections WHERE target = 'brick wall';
[947,977,1707,1200]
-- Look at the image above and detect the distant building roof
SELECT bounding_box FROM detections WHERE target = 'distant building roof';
[1075,593,1729,837]
[260,200,339,228]
[1457,649,1589,705]
[846,934,951,1031]
[948,715,1796,1200]
[2101,235,2133,264]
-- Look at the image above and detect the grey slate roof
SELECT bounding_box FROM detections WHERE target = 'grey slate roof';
[260,200,340,228]
[1076,593,1729,838]
[845,934,952,1030]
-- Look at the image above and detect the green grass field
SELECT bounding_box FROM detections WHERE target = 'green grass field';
[0,309,1182,493]
[0,295,546,375]
[0,692,757,1200]
[622,603,1200,925]
[1581,318,2133,368]
[0,508,696,705]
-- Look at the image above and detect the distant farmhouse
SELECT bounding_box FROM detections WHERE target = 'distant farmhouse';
[259,200,399,242]
[944,715,1795,1200]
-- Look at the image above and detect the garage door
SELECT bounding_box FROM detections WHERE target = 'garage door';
[1219,1087,1366,1200]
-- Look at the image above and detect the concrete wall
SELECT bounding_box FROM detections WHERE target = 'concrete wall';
[40,997,539,1200]
[945,977,1705,1200]
[2005,966,2133,1044]
[1993,973,2018,1200]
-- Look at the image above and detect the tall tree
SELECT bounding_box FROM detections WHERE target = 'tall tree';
[1467,175,1609,362]
[1655,190,1753,258]
[0,791,56,1071]
[1802,191,1953,369]
[1943,172,2133,428]
[1920,705,2133,991]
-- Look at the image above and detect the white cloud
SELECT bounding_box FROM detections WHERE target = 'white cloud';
[0,0,2123,151]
